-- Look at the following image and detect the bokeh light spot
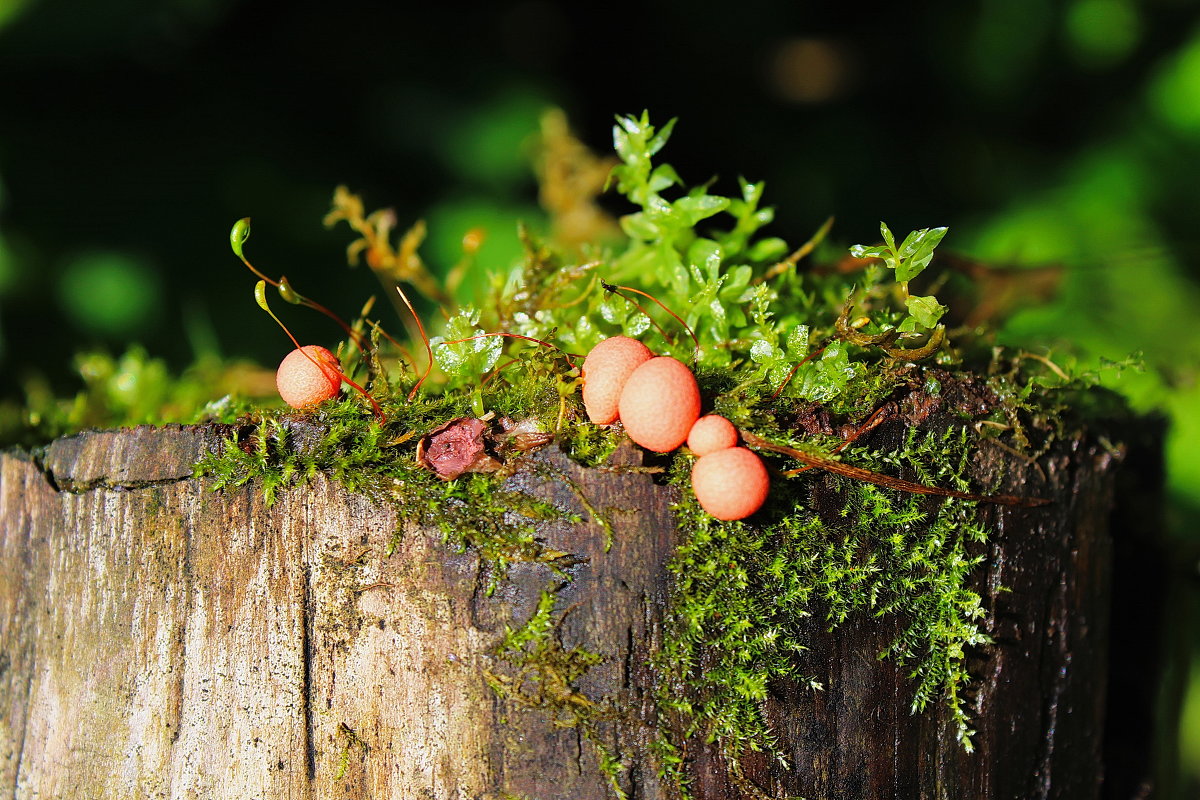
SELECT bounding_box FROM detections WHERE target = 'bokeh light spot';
[1065,0,1140,68]
[58,251,161,337]
[0,0,31,31]
[966,0,1054,96]
[1150,28,1200,133]
[769,38,852,104]
[424,199,544,301]
[444,90,550,188]
[0,234,14,295]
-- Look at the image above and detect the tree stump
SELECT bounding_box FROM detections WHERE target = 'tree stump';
[0,406,1165,799]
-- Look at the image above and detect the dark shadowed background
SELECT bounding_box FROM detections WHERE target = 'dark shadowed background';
[1,0,1198,793]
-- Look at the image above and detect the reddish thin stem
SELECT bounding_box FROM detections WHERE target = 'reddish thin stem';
[480,358,520,389]
[767,344,827,401]
[787,403,891,474]
[613,293,674,347]
[337,370,386,422]
[740,429,1048,507]
[602,281,700,360]
[397,285,434,401]
[301,294,367,352]
[242,253,366,351]
[356,316,413,373]
[234,251,275,288]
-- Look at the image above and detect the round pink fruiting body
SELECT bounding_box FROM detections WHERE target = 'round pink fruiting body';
[581,335,653,425]
[618,356,700,452]
[690,446,770,520]
[687,414,739,456]
[276,345,342,409]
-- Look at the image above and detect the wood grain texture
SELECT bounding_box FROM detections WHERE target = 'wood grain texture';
[0,413,1163,799]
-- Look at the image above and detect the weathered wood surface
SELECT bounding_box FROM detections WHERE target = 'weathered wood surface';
[0,412,1163,799]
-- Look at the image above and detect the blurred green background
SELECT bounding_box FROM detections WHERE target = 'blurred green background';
[1,0,1198,793]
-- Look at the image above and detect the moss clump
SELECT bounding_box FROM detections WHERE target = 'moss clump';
[194,379,585,587]
[650,411,993,798]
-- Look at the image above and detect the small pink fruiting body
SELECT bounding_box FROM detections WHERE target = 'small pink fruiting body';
[687,414,738,456]
[581,335,653,424]
[276,345,342,409]
[690,446,770,520]
[618,356,700,452]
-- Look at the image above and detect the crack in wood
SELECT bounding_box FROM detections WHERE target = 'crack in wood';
[300,524,318,785]
[9,642,34,800]
[170,497,194,749]
[24,444,204,494]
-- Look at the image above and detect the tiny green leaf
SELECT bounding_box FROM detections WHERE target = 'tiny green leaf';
[675,194,730,226]
[648,163,682,193]
[849,244,889,260]
[688,238,723,279]
[646,116,677,156]
[646,194,674,219]
[785,324,810,357]
[613,125,633,162]
[880,222,896,253]
[617,112,645,137]
[722,265,752,293]
[230,218,251,259]
[739,177,764,205]
[620,212,660,240]
[895,227,948,282]
[790,341,858,402]
[599,293,625,325]
[747,237,788,262]
[905,294,946,328]
[749,338,780,364]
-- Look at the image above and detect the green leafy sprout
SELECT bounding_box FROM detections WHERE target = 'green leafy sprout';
[851,222,949,330]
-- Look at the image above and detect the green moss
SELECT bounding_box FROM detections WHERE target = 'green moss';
[485,588,628,799]
[1,346,257,448]
[332,722,367,782]
[651,421,994,798]
[193,370,584,588]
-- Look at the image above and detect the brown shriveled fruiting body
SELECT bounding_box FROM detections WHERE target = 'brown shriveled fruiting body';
[417,417,502,480]
[618,356,700,452]
[581,335,653,424]
[687,414,739,456]
[691,446,770,520]
[276,345,342,409]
